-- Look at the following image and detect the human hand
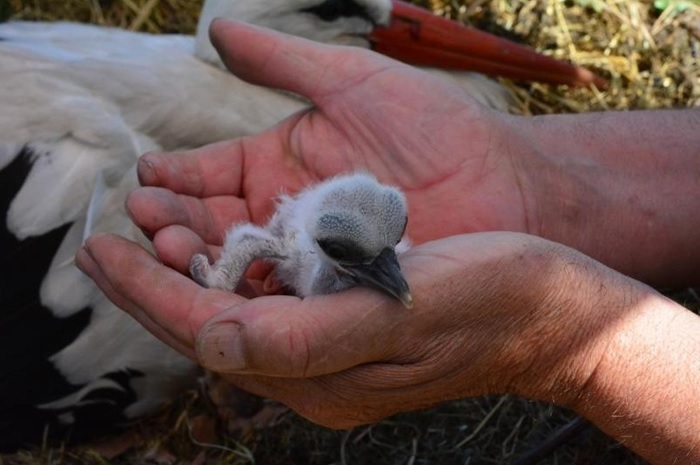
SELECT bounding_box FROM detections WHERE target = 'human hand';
[75,230,630,425]
[128,20,700,288]
[126,19,532,274]
[77,230,700,465]
[75,18,700,465]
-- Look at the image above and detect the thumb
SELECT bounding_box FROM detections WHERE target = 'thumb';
[196,290,406,377]
[209,19,390,102]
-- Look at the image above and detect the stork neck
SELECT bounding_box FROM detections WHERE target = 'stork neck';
[310,263,354,296]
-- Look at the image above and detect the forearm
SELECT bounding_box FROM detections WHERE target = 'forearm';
[504,247,700,465]
[570,292,700,465]
[509,109,700,287]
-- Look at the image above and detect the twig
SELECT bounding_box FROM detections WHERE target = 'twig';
[453,395,509,449]
[406,437,418,465]
[185,415,255,463]
[507,416,590,465]
[129,0,160,30]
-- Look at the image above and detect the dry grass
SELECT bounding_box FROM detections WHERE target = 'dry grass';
[1,0,698,464]
[0,394,652,465]
[419,0,700,113]
[6,0,202,33]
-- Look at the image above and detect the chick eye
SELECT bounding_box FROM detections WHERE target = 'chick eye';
[317,240,349,261]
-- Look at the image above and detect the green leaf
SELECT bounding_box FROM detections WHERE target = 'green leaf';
[655,0,700,12]
[575,0,605,13]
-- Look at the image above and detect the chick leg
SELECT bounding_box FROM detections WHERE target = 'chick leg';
[190,223,284,291]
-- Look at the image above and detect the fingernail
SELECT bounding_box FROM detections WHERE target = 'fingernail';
[197,322,247,372]
[138,154,155,171]
[137,155,158,185]
[80,239,94,259]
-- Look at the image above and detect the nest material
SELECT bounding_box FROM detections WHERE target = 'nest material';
[421,0,699,112]
[7,0,202,33]
[7,0,700,114]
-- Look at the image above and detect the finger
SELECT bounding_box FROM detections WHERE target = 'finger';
[126,186,248,244]
[78,233,245,354]
[195,288,410,377]
[137,140,245,197]
[152,225,271,300]
[209,20,391,102]
[194,237,498,378]
[75,239,196,357]
[151,224,218,274]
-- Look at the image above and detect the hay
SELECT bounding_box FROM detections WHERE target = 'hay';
[7,0,202,33]
[419,0,699,113]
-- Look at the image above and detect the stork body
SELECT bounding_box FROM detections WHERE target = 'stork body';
[1,17,307,451]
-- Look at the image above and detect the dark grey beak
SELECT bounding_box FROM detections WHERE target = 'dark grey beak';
[344,248,413,308]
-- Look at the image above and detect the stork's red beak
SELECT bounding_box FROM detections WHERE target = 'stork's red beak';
[371,0,606,88]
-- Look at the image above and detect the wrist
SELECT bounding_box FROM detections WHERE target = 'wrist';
[501,243,641,405]
[569,292,700,465]
[503,110,700,287]
[502,246,700,465]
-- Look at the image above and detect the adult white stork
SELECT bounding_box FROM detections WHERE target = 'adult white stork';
[0,0,602,451]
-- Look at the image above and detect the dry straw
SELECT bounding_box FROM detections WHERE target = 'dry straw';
[423,0,699,113]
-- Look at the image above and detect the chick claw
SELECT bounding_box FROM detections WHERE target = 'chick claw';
[189,253,213,288]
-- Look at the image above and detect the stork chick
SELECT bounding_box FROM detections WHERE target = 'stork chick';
[190,173,413,308]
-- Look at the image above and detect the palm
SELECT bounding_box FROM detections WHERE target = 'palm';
[129,24,530,270]
[226,65,527,245]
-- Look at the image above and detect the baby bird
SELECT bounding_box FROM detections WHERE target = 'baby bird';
[190,173,413,307]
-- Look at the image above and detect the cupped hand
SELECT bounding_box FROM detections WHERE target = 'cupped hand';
[127,20,531,273]
[76,230,642,428]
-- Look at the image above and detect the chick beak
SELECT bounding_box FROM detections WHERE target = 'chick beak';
[370,0,607,89]
[344,248,413,308]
